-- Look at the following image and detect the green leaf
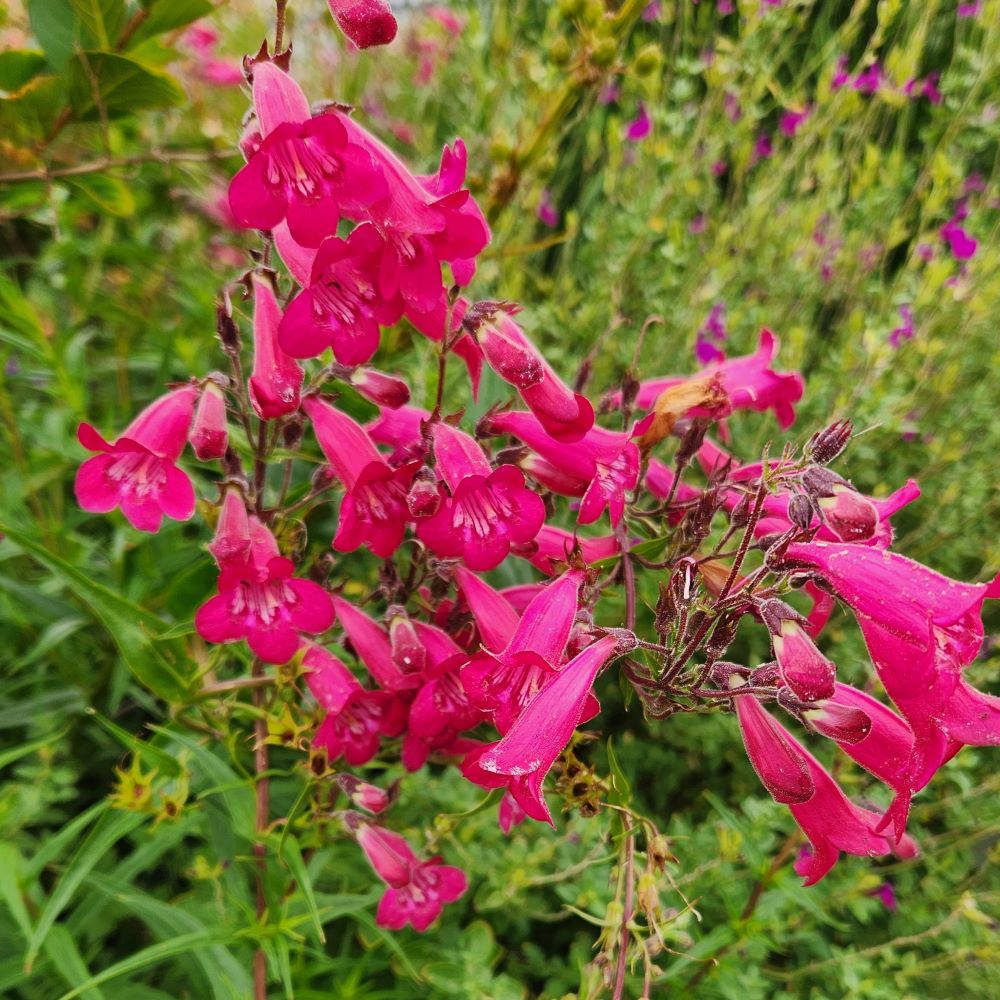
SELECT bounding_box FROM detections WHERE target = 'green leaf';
[0,729,65,772]
[28,0,80,70]
[51,929,246,1000]
[606,736,632,806]
[66,51,184,120]
[63,173,136,216]
[278,835,326,945]
[0,525,193,702]
[67,0,127,49]
[85,709,184,778]
[127,0,213,47]
[24,810,146,972]
[0,50,48,92]
[0,845,32,942]
[25,802,108,882]
[43,925,107,1000]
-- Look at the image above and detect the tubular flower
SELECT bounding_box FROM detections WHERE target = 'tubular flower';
[517,525,620,575]
[463,302,594,442]
[461,571,582,732]
[189,382,228,460]
[306,644,404,765]
[762,601,837,702]
[278,223,404,364]
[735,691,917,885]
[417,422,545,571]
[355,824,467,932]
[228,63,386,247]
[617,329,804,429]
[327,0,398,49]
[304,396,417,558]
[208,488,252,568]
[781,541,1000,789]
[249,274,303,420]
[463,634,625,825]
[331,595,419,692]
[75,385,197,533]
[194,517,334,663]
[453,565,520,654]
[483,410,638,527]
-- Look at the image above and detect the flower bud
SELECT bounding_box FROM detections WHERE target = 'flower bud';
[387,607,426,676]
[708,661,750,688]
[764,601,836,702]
[787,493,815,530]
[189,383,228,460]
[817,485,879,542]
[216,300,241,355]
[208,488,251,568]
[406,468,442,518]
[806,419,852,465]
[312,464,338,492]
[349,367,411,410]
[334,774,395,814]
[802,701,873,745]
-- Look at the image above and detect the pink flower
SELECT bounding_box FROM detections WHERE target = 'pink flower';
[461,571,582,732]
[327,0,398,48]
[463,634,624,824]
[695,303,727,364]
[781,541,1000,790]
[335,773,395,813]
[642,1,661,20]
[751,132,773,163]
[416,422,545,571]
[519,525,620,575]
[498,790,528,834]
[482,410,638,528]
[763,602,836,702]
[463,302,594,442]
[195,518,334,663]
[306,645,404,764]
[831,55,851,89]
[189,383,228,460]
[734,692,916,884]
[278,223,403,364]
[344,366,411,409]
[617,328,804,429]
[356,824,466,931]
[888,304,914,349]
[625,103,652,142]
[537,189,559,228]
[228,63,386,247]
[958,2,981,17]
[940,212,978,260]
[75,386,197,533]
[332,595,418,692]
[779,106,810,137]
[853,62,883,94]
[304,396,417,558]
[249,275,303,420]
[869,881,897,911]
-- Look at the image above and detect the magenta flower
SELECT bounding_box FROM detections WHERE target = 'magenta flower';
[304,396,417,558]
[483,410,638,528]
[779,106,810,137]
[208,488,252,569]
[195,518,334,663]
[453,565,520,654]
[279,224,403,364]
[537,189,559,229]
[520,525,620,575]
[461,570,582,732]
[335,774,395,813]
[417,422,545,571]
[853,62,883,94]
[695,303,727,364]
[464,302,595,442]
[888,304,914,349]
[189,383,228,460]
[228,63,386,247]
[249,274,303,420]
[869,881,898,911]
[751,132,773,164]
[763,603,836,702]
[781,541,1000,789]
[734,692,917,884]
[331,594,419,692]
[463,633,623,824]
[75,385,197,533]
[498,790,528,834]
[625,103,652,142]
[620,328,804,429]
[327,0,398,49]
[832,55,851,89]
[941,212,978,260]
[355,824,467,931]
[345,366,411,409]
[958,1,982,16]
[306,644,404,765]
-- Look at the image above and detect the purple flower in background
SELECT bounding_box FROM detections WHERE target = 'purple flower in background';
[625,103,652,141]
[963,172,986,195]
[689,214,707,235]
[696,303,727,363]
[832,55,850,89]
[868,881,898,911]
[718,0,735,13]
[958,1,981,16]
[904,73,942,104]
[598,82,620,106]
[642,0,661,20]
[724,91,742,122]
[780,106,810,137]
[752,132,773,163]
[916,242,935,262]
[888,305,914,349]
[712,160,728,176]
[858,243,883,272]
[537,189,559,229]
[853,63,883,93]
[941,210,978,260]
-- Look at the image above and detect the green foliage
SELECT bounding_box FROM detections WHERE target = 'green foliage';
[1,0,999,998]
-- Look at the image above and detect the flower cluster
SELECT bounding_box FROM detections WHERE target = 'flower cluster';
[74,40,999,934]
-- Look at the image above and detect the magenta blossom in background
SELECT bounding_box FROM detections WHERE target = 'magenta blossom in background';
[537,189,559,228]
[888,304,914,349]
[625,103,652,142]
[642,1,661,20]
[869,881,898,911]
[832,55,850,89]
[958,1,981,16]
[941,211,978,260]
[696,303,727,364]
[327,0,398,49]
[752,132,773,163]
[75,386,197,533]
[780,106,810,137]
[355,824,467,931]
[853,62,883,93]
[195,518,334,664]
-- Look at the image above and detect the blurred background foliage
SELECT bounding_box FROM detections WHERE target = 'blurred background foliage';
[1,0,999,996]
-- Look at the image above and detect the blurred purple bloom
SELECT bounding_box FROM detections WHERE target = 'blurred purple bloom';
[888,305,914,349]
[642,0,661,20]
[696,304,727,363]
[689,214,707,235]
[941,212,978,260]
[958,1,981,16]
[625,103,652,141]
[537,189,559,229]
[724,91,742,122]
[712,160,728,176]
[916,242,935,262]
[832,55,850,89]
[853,63,883,93]
[780,106,810,137]
[868,881,898,911]
[904,73,941,104]
[963,172,986,195]
[752,132,773,163]
[598,82,620,106]
[718,0,735,12]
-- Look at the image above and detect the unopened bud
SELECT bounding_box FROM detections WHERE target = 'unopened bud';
[787,493,815,530]
[817,486,879,542]
[806,419,853,465]
[350,367,411,410]
[282,415,304,449]
[335,774,396,814]
[708,661,750,688]
[406,468,442,518]
[802,701,873,744]
[190,383,229,461]
[312,464,338,492]
[216,301,241,354]
[387,607,426,676]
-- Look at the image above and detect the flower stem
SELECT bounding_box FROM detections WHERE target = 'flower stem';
[252,657,270,1000]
